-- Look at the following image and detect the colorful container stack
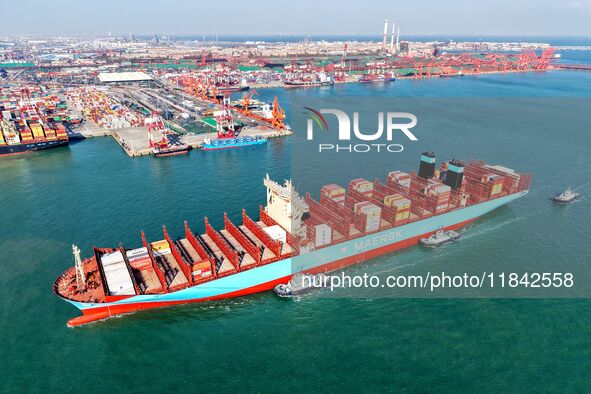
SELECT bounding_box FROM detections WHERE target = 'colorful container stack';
[66,87,145,129]
[349,178,374,198]
[320,184,346,205]
[425,179,452,214]
[387,171,412,190]
[127,247,152,271]
[192,261,213,279]
[353,201,381,233]
[383,193,412,226]
[0,119,20,144]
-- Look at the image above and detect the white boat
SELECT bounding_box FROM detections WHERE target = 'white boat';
[551,187,580,204]
[273,273,327,297]
[420,230,460,247]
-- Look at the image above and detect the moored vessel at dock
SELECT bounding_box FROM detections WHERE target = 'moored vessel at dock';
[1,86,70,156]
[53,153,531,326]
[1,117,69,156]
[200,98,267,150]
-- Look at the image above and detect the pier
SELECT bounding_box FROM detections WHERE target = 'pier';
[111,126,291,157]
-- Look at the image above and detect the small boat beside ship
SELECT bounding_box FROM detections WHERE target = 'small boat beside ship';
[273,273,328,297]
[420,229,461,247]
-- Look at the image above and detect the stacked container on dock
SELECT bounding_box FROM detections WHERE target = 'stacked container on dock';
[66,87,145,129]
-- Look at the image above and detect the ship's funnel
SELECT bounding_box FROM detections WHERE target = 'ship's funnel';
[419,152,436,179]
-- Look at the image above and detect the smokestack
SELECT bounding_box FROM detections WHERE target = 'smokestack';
[390,22,396,52]
[396,26,400,50]
[382,19,388,51]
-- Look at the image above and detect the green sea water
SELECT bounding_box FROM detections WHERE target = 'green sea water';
[2,70,591,392]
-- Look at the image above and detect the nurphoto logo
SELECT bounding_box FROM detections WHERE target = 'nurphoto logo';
[304,107,418,153]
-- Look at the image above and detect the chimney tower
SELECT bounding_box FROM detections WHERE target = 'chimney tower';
[381,19,388,52]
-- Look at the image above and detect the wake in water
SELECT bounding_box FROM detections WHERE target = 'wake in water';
[459,215,525,241]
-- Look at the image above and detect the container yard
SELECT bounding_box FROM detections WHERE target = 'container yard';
[66,87,145,129]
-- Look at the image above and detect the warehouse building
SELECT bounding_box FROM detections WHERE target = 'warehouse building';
[97,71,154,86]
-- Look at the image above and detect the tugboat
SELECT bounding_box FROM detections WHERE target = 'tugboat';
[551,187,580,204]
[274,273,328,297]
[201,98,267,151]
[146,114,191,157]
[420,229,461,247]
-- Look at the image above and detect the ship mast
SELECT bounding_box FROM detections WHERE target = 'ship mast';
[73,244,86,289]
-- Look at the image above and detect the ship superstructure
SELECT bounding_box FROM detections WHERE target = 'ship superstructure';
[54,153,531,326]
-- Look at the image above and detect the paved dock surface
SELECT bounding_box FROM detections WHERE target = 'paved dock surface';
[111,126,291,157]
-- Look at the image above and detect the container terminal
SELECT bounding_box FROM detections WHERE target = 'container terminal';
[0,21,574,157]
[53,153,532,326]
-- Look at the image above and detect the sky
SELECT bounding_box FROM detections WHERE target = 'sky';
[0,0,590,37]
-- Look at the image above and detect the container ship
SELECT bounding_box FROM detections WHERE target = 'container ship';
[1,86,70,156]
[54,153,531,326]
[284,80,334,88]
[284,73,334,88]
[1,117,68,156]
[358,74,396,83]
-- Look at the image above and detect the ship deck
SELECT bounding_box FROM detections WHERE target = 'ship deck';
[239,225,277,260]
[133,266,163,293]
[220,229,257,267]
[55,158,531,307]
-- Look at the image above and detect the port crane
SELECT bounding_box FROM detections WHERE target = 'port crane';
[215,97,241,138]
[239,90,259,116]
[146,112,172,150]
[271,97,286,129]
